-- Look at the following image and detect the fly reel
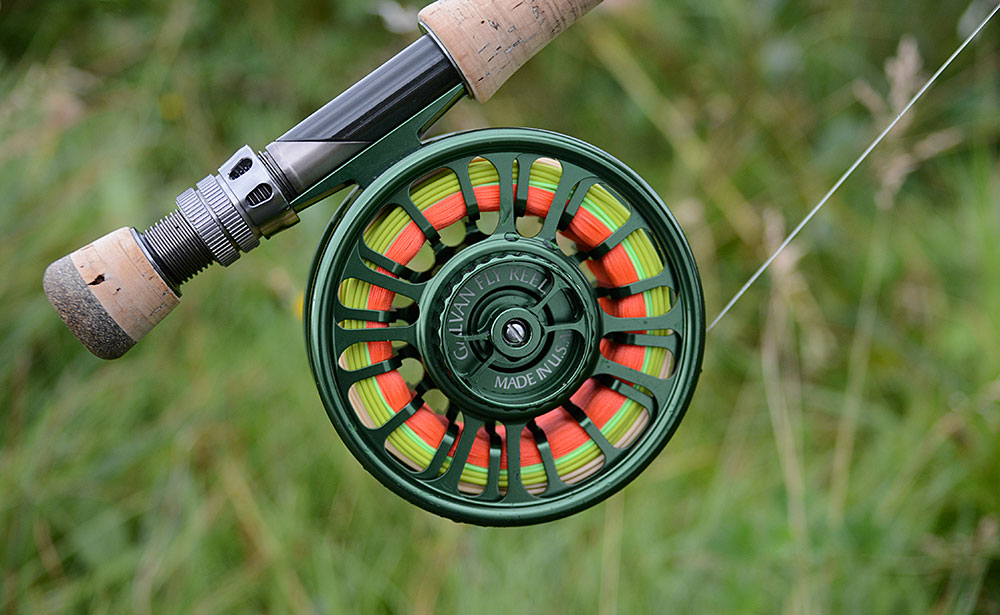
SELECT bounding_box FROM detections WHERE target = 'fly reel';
[43,0,705,526]
[305,128,705,525]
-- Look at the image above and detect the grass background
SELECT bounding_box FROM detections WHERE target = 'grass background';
[2,0,1000,612]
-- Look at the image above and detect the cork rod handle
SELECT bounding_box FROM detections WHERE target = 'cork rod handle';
[43,228,180,359]
[419,0,602,102]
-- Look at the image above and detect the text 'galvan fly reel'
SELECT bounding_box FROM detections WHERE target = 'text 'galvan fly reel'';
[43,0,705,525]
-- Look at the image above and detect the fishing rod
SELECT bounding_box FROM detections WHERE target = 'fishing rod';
[44,0,706,526]
[46,0,994,526]
[43,0,605,360]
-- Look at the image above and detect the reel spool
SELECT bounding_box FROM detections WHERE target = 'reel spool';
[306,128,705,525]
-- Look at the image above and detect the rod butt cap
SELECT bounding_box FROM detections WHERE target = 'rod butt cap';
[43,228,180,360]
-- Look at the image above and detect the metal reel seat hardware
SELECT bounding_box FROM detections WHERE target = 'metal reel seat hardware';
[306,129,705,525]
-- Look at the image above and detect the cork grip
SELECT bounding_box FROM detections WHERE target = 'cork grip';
[43,228,179,359]
[419,0,602,102]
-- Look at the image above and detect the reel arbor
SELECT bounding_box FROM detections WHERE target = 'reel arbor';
[306,129,705,525]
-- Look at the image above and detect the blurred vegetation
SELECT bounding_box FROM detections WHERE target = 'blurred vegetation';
[2,0,1000,612]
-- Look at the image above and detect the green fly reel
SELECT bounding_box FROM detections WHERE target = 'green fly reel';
[305,126,705,526]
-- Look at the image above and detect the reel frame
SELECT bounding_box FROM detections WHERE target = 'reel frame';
[303,92,705,525]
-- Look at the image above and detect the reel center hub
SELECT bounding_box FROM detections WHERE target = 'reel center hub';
[491,308,541,358]
[496,313,533,351]
[422,238,600,420]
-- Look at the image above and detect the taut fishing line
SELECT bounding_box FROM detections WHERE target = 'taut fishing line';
[708,2,1000,332]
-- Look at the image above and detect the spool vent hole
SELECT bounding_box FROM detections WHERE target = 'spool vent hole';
[229,157,253,180]
[246,183,273,207]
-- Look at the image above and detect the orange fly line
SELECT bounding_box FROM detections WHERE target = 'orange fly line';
[338,158,673,493]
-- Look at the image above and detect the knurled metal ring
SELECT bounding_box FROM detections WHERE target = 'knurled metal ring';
[196,176,259,253]
[176,182,238,266]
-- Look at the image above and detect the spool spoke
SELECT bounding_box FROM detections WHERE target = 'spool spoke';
[482,152,518,234]
[459,348,500,382]
[347,242,426,301]
[474,422,503,501]
[538,167,598,241]
[464,226,488,246]
[412,408,461,480]
[514,153,541,217]
[454,330,490,343]
[432,414,484,492]
[334,304,393,324]
[393,187,445,253]
[412,376,436,397]
[596,268,676,300]
[367,395,422,444]
[333,323,417,354]
[528,275,570,317]
[338,357,403,387]
[610,331,680,355]
[545,318,589,338]
[558,177,601,230]
[564,400,623,464]
[593,357,672,413]
[586,214,642,259]
[431,243,461,268]
[527,420,571,497]
[601,303,683,335]
[358,241,422,283]
[445,157,481,223]
[500,420,532,502]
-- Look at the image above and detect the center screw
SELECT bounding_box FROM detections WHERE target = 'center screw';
[502,319,530,346]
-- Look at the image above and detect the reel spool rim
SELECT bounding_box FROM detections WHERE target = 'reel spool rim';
[305,127,705,526]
